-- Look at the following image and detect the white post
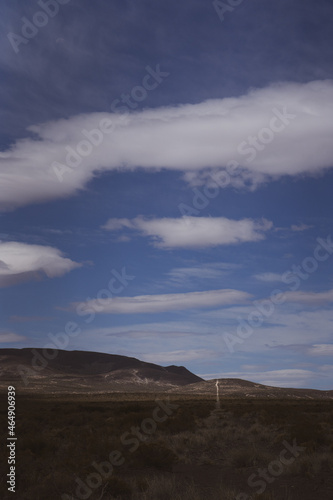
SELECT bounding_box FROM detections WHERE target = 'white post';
[215,379,220,409]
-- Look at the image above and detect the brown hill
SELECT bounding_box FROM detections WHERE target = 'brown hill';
[167,377,333,399]
[0,348,203,393]
[0,349,332,398]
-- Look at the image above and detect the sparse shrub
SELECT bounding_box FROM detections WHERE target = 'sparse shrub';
[132,442,178,469]
[135,477,149,492]
[226,447,256,468]
[287,451,333,477]
[253,492,276,500]
[226,447,275,469]
[160,406,196,434]
[2,395,332,499]
[20,436,58,456]
[105,476,132,499]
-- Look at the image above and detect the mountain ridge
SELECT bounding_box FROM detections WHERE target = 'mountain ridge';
[0,348,202,393]
[0,348,332,398]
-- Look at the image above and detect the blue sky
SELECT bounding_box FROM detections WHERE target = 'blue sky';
[1,0,333,389]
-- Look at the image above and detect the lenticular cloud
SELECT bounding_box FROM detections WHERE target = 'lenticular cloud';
[102,216,273,248]
[1,80,333,211]
[0,241,81,287]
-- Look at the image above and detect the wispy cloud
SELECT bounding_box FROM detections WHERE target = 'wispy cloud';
[254,272,282,282]
[290,223,313,232]
[74,288,252,314]
[283,289,333,305]
[307,344,333,356]
[0,331,26,343]
[199,306,333,354]
[102,216,272,248]
[165,262,240,286]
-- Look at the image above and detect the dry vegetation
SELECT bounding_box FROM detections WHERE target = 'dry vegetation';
[0,394,332,499]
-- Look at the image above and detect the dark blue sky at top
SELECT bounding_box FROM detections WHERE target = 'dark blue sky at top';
[1,0,333,140]
[0,0,333,389]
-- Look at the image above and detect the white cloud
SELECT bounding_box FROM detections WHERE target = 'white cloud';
[101,218,134,231]
[76,288,252,314]
[319,365,333,373]
[166,262,240,284]
[0,331,26,343]
[290,223,313,232]
[0,241,81,287]
[308,344,333,356]
[254,272,282,282]
[102,216,273,248]
[1,80,333,210]
[283,289,333,305]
